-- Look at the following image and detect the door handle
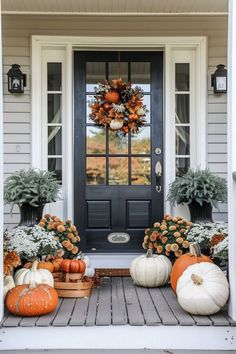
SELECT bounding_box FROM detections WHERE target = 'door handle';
[155,161,162,192]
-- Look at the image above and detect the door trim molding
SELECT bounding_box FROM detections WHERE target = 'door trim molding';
[31,35,207,219]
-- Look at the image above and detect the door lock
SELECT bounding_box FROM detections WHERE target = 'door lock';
[155,147,162,155]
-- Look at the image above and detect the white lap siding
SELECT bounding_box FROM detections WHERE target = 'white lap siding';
[2,15,228,227]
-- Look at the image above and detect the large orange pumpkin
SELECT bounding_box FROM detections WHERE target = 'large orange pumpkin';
[105,91,120,104]
[6,282,58,316]
[171,242,213,293]
[61,259,86,273]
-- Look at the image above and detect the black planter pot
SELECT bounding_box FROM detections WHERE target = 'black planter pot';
[19,203,45,226]
[188,201,213,224]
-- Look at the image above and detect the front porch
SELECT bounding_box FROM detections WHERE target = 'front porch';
[1,278,236,351]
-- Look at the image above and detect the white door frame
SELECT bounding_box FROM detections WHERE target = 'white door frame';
[31,35,207,220]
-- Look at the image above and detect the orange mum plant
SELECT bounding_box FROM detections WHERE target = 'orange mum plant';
[39,214,80,259]
[142,215,193,259]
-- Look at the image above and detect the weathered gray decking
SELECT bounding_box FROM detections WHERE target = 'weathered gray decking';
[2,277,236,328]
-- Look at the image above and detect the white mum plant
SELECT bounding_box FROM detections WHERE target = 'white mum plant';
[187,222,228,259]
[4,225,62,261]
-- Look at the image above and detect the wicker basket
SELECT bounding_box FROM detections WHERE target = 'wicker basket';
[54,272,93,298]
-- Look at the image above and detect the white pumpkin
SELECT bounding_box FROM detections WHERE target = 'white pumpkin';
[130,249,172,287]
[84,267,95,277]
[110,119,123,131]
[176,262,229,315]
[14,260,54,287]
[3,275,15,300]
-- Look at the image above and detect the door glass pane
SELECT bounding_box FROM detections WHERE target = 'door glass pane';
[131,157,151,185]
[108,62,128,82]
[109,131,128,154]
[48,126,62,155]
[176,158,190,176]
[86,157,106,185]
[109,157,128,185]
[86,95,96,123]
[175,63,189,91]
[131,126,150,154]
[176,126,190,155]
[48,94,62,124]
[86,62,106,92]
[143,95,150,123]
[131,62,150,92]
[47,63,62,91]
[87,126,106,154]
[48,158,62,181]
[175,94,190,124]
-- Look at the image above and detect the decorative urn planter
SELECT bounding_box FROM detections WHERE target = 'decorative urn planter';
[188,201,213,224]
[19,203,45,226]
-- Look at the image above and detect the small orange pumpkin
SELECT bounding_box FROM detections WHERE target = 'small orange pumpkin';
[51,258,63,272]
[6,282,58,316]
[37,261,54,273]
[61,259,86,273]
[170,242,213,293]
[129,114,139,121]
[105,91,120,104]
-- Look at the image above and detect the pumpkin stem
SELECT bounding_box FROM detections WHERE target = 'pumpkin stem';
[31,260,39,271]
[146,249,153,258]
[191,273,203,285]
[29,280,37,289]
[189,242,202,257]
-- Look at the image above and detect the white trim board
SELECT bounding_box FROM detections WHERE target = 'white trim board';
[2,11,228,16]
[31,35,207,220]
[0,326,236,351]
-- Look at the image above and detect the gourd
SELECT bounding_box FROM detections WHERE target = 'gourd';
[3,275,15,300]
[61,259,86,273]
[14,260,54,287]
[130,249,172,287]
[84,267,95,277]
[176,262,229,315]
[6,281,58,316]
[110,119,124,131]
[37,261,54,273]
[171,242,213,293]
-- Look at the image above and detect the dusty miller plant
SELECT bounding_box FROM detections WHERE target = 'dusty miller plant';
[4,169,60,207]
[167,168,227,207]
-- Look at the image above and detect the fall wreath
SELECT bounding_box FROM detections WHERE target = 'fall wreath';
[89,78,148,135]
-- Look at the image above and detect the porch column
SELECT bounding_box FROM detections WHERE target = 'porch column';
[228,0,236,320]
[0,0,3,320]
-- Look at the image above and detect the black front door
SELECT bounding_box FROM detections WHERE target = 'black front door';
[74,51,163,252]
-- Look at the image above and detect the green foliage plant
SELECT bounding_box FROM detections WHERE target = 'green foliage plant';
[4,169,60,207]
[167,168,227,207]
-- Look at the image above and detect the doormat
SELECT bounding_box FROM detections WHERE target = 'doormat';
[95,268,130,277]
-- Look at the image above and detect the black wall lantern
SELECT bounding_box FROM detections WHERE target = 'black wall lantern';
[211,64,227,94]
[7,64,26,93]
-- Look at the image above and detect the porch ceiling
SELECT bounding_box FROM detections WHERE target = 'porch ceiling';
[2,0,228,15]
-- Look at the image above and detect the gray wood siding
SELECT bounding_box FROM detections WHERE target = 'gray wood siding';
[2,15,228,227]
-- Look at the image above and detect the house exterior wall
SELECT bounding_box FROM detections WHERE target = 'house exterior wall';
[2,14,228,228]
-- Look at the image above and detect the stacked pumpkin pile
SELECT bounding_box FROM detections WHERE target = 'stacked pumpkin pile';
[131,241,229,316]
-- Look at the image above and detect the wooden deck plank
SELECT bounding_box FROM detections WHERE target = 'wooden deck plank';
[209,311,231,326]
[36,298,63,327]
[52,298,76,327]
[20,316,39,327]
[96,277,112,325]
[161,286,195,326]
[2,314,23,327]
[70,297,90,326]
[192,315,212,326]
[85,286,99,326]
[135,286,161,325]
[149,288,178,325]
[111,277,127,325]
[123,277,145,326]
[222,310,236,327]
